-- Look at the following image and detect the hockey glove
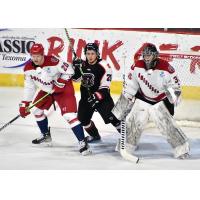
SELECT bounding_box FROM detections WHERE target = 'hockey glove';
[19,101,31,118]
[88,92,103,109]
[53,78,67,93]
[72,58,83,69]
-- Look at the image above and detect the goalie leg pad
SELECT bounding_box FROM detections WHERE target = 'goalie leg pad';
[112,94,134,120]
[149,101,189,156]
[126,99,150,147]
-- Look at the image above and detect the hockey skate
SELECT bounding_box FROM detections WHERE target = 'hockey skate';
[86,135,101,143]
[79,138,92,156]
[32,127,52,146]
[177,153,190,160]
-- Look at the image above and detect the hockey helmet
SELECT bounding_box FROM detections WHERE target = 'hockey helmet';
[30,43,44,55]
[142,43,159,69]
[84,43,100,58]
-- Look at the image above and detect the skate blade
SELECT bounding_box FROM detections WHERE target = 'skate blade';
[177,153,190,160]
[81,149,92,156]
[32,142,53,147]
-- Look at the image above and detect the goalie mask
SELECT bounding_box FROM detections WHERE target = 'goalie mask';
[84,43,100,59]
[142,43,159,70]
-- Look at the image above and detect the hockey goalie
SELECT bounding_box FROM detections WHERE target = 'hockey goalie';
[112,43,190,159]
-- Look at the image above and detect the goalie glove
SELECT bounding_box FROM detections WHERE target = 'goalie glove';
[165,87,181,106]
[88,92,103,109]
[19,101,31,118]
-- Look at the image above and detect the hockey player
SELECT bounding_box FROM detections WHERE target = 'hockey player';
[19,43,91,155]
[72,43,121,142]
[112,43,190,159]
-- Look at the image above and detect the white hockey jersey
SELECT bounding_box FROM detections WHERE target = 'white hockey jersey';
[23,56,74,101]
[124,59,181,103]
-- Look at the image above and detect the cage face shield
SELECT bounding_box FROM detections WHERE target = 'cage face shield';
[142,44,159,70]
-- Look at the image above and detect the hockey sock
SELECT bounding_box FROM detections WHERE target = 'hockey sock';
[109,113,121,133]
[114,123,121,133]
[71,124,85,141]
[84,121,100,138]
[36,117,48,135]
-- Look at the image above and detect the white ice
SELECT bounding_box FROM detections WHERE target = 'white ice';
[0,87,200,169]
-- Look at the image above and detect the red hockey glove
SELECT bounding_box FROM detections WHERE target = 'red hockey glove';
[19,101,31,118]
[53,78,67,93]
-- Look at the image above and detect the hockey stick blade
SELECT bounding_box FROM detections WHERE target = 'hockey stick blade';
[120,149,140,163]
[0,115,20,132]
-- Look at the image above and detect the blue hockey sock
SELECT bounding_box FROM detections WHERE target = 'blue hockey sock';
[72,124,85,141]
[36,117,48,135]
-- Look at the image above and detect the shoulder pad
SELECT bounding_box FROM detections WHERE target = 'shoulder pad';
[24,61,35,72]
[131,60,145,70]
[156,59,175,74]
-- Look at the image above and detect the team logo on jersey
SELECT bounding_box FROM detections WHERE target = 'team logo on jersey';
[138,73,159,94]
[81,73,95,87]
[160,71,165,77]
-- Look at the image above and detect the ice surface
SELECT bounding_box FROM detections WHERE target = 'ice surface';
[0,87,200,169]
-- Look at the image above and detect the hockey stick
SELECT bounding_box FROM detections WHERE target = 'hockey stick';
[64,28,92,96]
[64,28,77,58]
[0,91,52,132]
[120,53,139,163]
[120,120,139,163]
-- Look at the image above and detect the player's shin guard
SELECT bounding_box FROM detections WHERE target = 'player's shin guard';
[109,112,121,133]
[84,121,101,143]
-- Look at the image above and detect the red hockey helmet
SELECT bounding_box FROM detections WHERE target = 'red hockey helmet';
[30,43,44,55]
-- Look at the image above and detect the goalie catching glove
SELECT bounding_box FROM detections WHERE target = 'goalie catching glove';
[164,86,181,106]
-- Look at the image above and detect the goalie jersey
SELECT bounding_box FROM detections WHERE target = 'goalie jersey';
[124,58,181,104]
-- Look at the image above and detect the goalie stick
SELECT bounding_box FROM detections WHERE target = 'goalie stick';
[0,91,52,132]
[120,53,139,163]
